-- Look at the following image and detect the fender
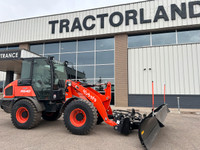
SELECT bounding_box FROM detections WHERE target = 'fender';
[14,97,45,112]
[60,97,78,113]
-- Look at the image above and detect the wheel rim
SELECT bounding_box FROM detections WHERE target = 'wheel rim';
[70,108,86,127]
[16,107,29,123]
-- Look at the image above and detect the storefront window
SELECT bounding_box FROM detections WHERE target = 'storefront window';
[178,29,200,44]
[78,52,94,65]
[45,42,59,54]
[61,41,76,53]
[96,65,114,78]
[128,34,150,48]
[77,66,94,79]
[78,40,94,52]
[152,32,176,46]
[60,53,76,66]
[30,44,43,54]
[44,54,59,61]
[0,45,19,51]
[96,51,114,64]
[0,47,6,51]
[7,45,19,50]
[30,37,115,103]
[95,78,115,91]
[96,38,114,50]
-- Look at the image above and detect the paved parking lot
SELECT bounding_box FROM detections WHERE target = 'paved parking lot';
[0,108,200,150]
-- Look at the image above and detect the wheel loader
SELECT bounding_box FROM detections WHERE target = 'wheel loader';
[0,57,169,149]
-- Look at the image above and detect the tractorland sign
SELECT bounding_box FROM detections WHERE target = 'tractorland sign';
[49,1,200,34]
[0,51,21,60]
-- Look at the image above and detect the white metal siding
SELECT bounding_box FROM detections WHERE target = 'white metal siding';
[0,0,200,44]
[128,43,200,95]
[0,71,5,81]
[21,50,40,58]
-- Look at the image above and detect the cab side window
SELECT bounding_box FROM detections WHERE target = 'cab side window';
[32,59,51,100]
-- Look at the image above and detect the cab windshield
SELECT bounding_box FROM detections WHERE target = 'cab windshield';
[53,61,68,89]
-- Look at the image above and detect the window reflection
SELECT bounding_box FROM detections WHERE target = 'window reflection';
[0,47,6,51]
[178,29,200,44]
[61,41,76,53]
[95,78,115,91]
[77,66,94,79]
[78,52,94,65]
[78,39,94,52]
[44,54,59,61]
[96,51,114,64]
[152,32,176,46]
[128,34,150,48]
[29,37,115,102]
[128,29,200,49]
[0,46,19,51]
[96,65,114,78]
[30,44,43,54]
[60,53,76,66]
[45,42,59,54]
[7,45,19,50]
[96,38,114,50]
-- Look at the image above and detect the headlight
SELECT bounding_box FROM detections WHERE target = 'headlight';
[67,81,72,86]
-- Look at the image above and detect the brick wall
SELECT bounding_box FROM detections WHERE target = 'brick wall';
[115,34,128,107]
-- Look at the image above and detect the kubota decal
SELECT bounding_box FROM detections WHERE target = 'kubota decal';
[83,89,96,102]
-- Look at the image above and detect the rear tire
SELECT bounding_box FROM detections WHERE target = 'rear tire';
[2,106,11,113]
[42,111,62,121]
[11,99,41,129]
[64,99,97,135]
[1,101,12,113]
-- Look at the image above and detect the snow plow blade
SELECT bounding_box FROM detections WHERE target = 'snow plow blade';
[154,104,170,127]
[138,104,169,150]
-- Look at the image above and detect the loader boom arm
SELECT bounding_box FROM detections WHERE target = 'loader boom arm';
[65,80,117,126]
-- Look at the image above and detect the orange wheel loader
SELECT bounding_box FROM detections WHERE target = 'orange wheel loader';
[0,57,169,149]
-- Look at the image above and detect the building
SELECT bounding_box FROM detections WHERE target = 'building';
[0,0,200,108]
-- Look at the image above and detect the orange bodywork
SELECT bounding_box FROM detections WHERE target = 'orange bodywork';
[4,79,117,127]
[3,80,36,99]
[65,80,117,127]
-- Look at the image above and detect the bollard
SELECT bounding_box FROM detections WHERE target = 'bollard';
[177,97,180,114]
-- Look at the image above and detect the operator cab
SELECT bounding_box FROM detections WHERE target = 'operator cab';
[18,57,80,101]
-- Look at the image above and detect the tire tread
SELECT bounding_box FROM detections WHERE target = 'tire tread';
[11,99,41,129]
[64,99,97,135]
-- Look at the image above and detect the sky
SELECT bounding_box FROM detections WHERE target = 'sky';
[0,0,144,22]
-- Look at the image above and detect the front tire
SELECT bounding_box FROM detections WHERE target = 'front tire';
[11,99,41,129]
[64,99,97,135]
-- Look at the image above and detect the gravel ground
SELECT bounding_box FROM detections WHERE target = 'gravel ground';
[0,108,200,150]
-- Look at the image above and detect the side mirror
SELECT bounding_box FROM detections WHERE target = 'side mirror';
[64,61,68,67]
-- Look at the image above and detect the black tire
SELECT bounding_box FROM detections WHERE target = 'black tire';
[2,106,11,113]
[42,111,62,121]
[64,99,97,135]
[11,99,41,129]
[1,101,12,113]
[96,113,104,125]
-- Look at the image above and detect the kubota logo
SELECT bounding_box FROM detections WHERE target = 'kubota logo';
[20,90,31,93]
[83,89,96,102]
